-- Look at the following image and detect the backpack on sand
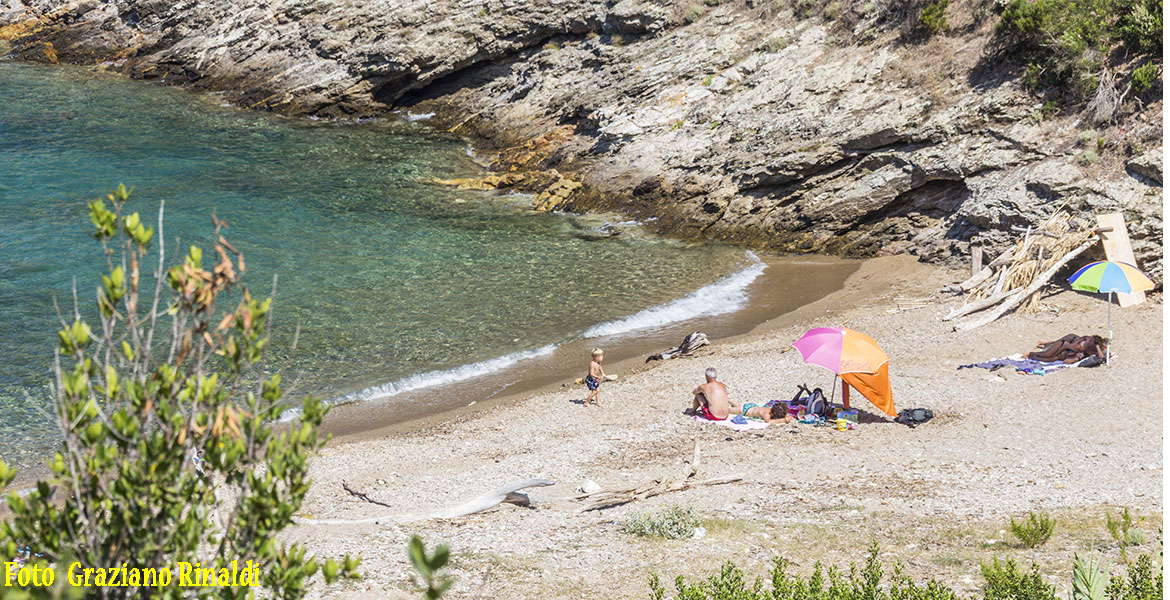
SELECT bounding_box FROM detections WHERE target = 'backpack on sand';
[789,384,829,419]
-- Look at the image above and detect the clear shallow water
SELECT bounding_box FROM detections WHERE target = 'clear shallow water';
[0,61,753,468]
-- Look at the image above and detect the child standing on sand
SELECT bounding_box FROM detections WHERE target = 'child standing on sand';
[585,348,605,406]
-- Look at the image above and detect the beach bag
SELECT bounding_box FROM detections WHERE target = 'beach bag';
[895,408,934,428]
[804,388,829,419]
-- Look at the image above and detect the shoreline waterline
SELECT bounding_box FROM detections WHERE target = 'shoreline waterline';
[318,252,860,443]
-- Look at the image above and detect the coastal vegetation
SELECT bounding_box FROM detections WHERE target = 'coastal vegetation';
[1009,511,1056,548]
[0,186,359,598]
[621,504,702,539]
[645,545,1161,600]
[998,0,1163,101]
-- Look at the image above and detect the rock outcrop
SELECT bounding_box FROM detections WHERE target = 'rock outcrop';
[2,0,1162,279]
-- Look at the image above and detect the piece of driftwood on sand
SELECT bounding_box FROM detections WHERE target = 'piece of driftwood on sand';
[296,478,555,526]
[953,238,1095,331]
[646,332,709,362]
[944,210,1100,330]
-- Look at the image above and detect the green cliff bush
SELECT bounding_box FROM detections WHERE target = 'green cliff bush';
[998,0,1162,99]
[920,0,950,33]
[0,185,359,599]
[1131,62,1159,93]
[685,4,706,23]
[1010,511,1057,547]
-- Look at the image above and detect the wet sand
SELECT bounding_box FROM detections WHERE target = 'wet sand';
[321,253,860,441]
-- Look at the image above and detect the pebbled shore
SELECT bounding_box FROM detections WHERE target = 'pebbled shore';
[290,255,1162,599]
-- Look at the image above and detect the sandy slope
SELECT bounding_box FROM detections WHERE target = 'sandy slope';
[291,255,1163,599]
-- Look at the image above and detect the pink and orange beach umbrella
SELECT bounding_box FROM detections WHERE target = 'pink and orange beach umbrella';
[792,327,895,417]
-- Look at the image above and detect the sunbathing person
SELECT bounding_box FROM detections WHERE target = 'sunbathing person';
[1028,334,1107,364]
[688,367,730,420]
[729,399,795,424]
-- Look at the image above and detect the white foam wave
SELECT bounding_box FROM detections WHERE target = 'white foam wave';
[582,251,766,339]
[405,111,435,122]
[344,344,558,402]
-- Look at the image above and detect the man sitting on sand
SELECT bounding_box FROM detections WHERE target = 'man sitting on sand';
[1028,334,1107,364]
[689,367,730,420]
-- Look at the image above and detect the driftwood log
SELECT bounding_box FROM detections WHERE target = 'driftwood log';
[295,478,555,526]
[646,332,709,362]
[578,474,743,512]
[953,238,1095,331]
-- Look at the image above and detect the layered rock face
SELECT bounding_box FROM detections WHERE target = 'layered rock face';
[2,0,1162,279]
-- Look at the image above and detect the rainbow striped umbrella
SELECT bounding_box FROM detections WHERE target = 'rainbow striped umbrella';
[1067,260,1155,363]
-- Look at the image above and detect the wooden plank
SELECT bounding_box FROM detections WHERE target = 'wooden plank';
[971,246,983,278]
[1095,213,1145,307]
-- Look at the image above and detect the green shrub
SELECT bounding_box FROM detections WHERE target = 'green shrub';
[702,74,714,86]
[1131,62,1159,93]
[998,0,1160,99]
[685,4,705,23]
[982,558,1058,600]
[1010,511,1056,548]
[767,34,790,52]
[647,545,1162,600]
[1118,0,1162,54]
[1106,508,1145,564]
[651,543,960,600]
[1105,553,1163,600]
[0,185,360,599]
[1080,149,1100,164]
[622,504,700,539]
[920,0,950,33]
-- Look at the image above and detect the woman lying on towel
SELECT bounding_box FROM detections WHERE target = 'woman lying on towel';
[1028,334,1107,364]
[728,400,796,424]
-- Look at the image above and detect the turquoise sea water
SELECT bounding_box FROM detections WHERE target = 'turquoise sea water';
[0,61,756,467]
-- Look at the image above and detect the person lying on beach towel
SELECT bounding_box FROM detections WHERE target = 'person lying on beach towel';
[1027,334,1107,364]
[728,399,795,424]
[687,367,730,420]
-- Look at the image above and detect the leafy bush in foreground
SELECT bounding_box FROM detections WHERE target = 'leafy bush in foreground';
[0,185,359,599]
[649,543,1161,600]
[623,504,700,539]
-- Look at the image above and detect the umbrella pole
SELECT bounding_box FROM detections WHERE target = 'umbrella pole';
[1107,291,1112,365]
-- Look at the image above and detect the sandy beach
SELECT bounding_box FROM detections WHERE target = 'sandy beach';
[289,255,1164,599]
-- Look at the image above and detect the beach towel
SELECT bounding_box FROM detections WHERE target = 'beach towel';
[957,354,1099,375]
[691,414,768,431]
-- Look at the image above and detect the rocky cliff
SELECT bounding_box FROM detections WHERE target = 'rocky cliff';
[2,0,1163,279]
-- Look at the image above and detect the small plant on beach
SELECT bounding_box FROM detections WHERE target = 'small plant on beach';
[1073,552,1108,600]
[1106,508,1145,564]
[0,185,360,599]
[409,536,454,599]
[685,4,705,23]
[622,504,700,539]
[1010,511,1057,548]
